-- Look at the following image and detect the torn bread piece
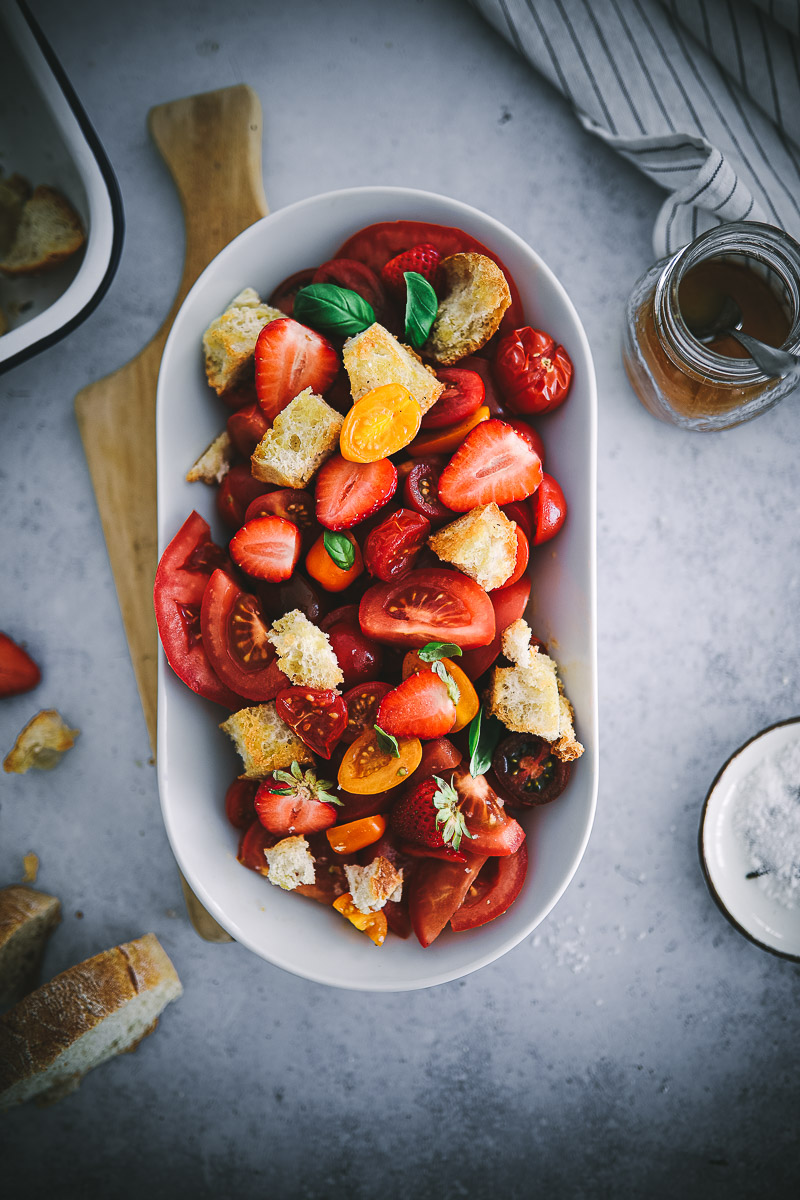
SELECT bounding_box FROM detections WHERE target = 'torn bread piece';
[185,430,234,484]
[423,252,511,364]
[220,702,309,779]
[203,287,282,395]
[0,185,85,276]
[267,609,344,690]
[251,387,343,488]
[552,692,585,763]
[428,503,517,591]
[0,885,61,1007]
[344,858,403,914]
[4,711,80,774]
[343,322,444,414]
[264,836,316,891]
[0,173,31,255]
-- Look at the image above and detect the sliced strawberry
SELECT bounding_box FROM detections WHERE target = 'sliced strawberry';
[229,516,301,581]
[438,419,543,511]
[380,243,441,294]
[377,671,456,739]
[254,317,339,420]
[0,632,41,697]
[315,454,397,530]
[254,768,339,835]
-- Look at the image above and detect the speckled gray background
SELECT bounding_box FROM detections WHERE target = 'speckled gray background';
[1,0,799,1195]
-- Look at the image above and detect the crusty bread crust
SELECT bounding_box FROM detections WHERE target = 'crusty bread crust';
[3,710,80,774]
[185,430,234,484]
[424,253,511,364]
[220,701,310,779]
[0,886,61,1007]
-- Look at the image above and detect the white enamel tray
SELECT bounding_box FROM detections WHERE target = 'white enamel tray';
[156,187,598,991]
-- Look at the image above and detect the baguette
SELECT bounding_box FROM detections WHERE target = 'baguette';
[0,886,61,1007]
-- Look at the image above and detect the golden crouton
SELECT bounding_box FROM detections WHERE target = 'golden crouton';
[4,711,80,774]
[552,693,585,763]
[343,323,444,414]
[203,287,282,395]
[428,503,518,591]
[220,703,309,780]
[344,858,403,914]
[185,431,234,485]
[251,388,343,488]
[424,253,511,364]
[267,610,344,690]
[485,620,561,741]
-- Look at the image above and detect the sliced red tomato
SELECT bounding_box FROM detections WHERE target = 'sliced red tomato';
[402,460,451,524]
[227,402,270,458]
[154,512,241,707]
[376,671,456,739]
[408,851,488,947]
[255,317,339,420]
[530,472,567,545]
[268,268,317,317]
[315,454,398,531]
[451,767,526,856]
[216,465,273,530]
[335,220,524,333]
[497,525,529,589]
[225,778,258,830]
[275,686,348,759]
[438,420,543,511]
[459,576,531,680]
[238,820,276,873]
[342,680,392,743]
[450,842,528,931]
[243,488,319,550]
[229,516,301,581]
[254,775,339,836]
[363,508,430,581]
[421,368,484,429]
[201,569,286,701]
[359,568,495,649]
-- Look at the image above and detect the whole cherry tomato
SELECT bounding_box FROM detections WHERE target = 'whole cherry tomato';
[530,472,567,545]
[494,327,573,415]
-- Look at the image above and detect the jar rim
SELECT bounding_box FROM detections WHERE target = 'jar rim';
[653,221,800,386]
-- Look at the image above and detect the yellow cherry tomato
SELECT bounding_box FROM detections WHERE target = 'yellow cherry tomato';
[401,651,480,733]
[408,404,490,456]
[338,727,422,794]
[305,532,363,592]
[332,894,388,945]
[340,384,422,462]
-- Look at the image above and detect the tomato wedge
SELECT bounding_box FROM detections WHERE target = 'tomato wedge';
[275,686,348,759]
[459,576,531,681]
[408,851,488,947]
[450,842,528,931]
[359,568,495,649]
[201,569,286,702]
[451,768,526,856]
[154,512,241,707]
[340,384,422,463]
[342,681,392,743]
[531,472,568,545]
[338,728,422,794]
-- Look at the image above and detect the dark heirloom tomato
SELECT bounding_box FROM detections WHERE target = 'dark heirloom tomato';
[363,508,430,581]
[227,402,269,458]
[421,368,484,429]
[201,569,286,702]
[153,512,241,707]
[225,778,258,830]
[530,473,567,545]
[494,327,573,415]
[450,842,528,931]
[459,576,530,681]
[342,680,392,743]
[276,686,348,759]
[451,767,525,856]
[408,851,488,947]
[402,460,451,524]
[216,465,273,530]
[244,488,320,550]
[268,267,317,317]
[359,568,495,649]
[257,573,323,624]
[491,734,571,806]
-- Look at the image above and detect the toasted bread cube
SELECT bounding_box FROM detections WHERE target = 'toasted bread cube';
[3,711,79,774]
[428,503,518,591]
[424,253,511,364]
[343,323,444,414]
[486,620,561,740]
[552,693,584,762]
[251,388,343,488]
[185,430,234,484]
[267,609,344,690]
[265,836,316,891]
[203,287,282,395]
[220,702,309,780]
[344,858,403,914]
[0,185,85,277]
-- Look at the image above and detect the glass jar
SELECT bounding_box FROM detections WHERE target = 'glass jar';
[622,222,800,431]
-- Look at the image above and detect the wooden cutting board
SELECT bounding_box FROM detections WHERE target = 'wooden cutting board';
[75,85,268,942]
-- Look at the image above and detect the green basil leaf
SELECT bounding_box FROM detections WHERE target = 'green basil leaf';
[293,283,375,337]
[467,707,504,778]
[404,271,438,350]
[418,641,462,663]
[374,724,400,758]
[323,530,355,572]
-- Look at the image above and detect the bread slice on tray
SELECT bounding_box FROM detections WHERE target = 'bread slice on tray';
[0,932,182,1110]
[0,885,61,1007]
[0,185,85,276]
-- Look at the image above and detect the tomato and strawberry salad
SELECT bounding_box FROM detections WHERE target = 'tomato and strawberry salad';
[155,218,578,950]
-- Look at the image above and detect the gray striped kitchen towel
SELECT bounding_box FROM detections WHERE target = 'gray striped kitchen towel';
[470,0,800,255]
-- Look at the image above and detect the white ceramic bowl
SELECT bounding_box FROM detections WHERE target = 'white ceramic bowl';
[700,718,800,961]
[156,187,598,990]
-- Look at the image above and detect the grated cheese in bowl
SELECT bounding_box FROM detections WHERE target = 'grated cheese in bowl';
[732,740,800,910]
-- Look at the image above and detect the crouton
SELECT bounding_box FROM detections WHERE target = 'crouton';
[220,702,309,779]
[424,253,511,364]
[185,430,234,484]
[202,287,282,395]
[344,858,403,914]
[265,836,316,891]
[485,620,561,741]
[343,323,444,414]
[267,609,344,690]
[552,693,585,763]
[0,186,85,276]
[4,711,80,774]
[0,173,31,256]
[428,503,518,591]
[251,387,343,488]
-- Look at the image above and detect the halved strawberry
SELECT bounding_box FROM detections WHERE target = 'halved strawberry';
[315,454,397,530]
[437,419,543,511]
[229,515,301,581]
[390,775,473,854]
[381,243,441,294]
[377,670,456,739]
[0,632,41,697]
[254,317,339,420]
[254,765,341,835]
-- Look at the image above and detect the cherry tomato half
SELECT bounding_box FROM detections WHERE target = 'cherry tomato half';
[323,611,383,689]
[340,384,422,463]
[276,686,348,759]
[227,402,270,458]
[244,488,320,550]
[403,460,451,524]
[494,326,573,415]
[363,508,431,581]
[530,472,567,545]
[497,525,529,589]
[342,681,392,743]
[491,733,571,806]
[338,728,422,794]
[421,368,485,429]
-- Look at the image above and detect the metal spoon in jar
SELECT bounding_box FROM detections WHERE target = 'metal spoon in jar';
[688,294,800,380]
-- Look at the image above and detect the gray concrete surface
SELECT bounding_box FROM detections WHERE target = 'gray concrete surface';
[1,0,798,1195]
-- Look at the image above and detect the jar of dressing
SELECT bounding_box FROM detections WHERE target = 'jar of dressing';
[622,222,800,431]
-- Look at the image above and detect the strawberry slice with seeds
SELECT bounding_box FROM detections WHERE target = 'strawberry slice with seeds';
[437,419,543,511]
[254,316,339,420]
[315,453,397,530]
[376,670,456,739]
[229,515,301,581]
[381,244,441,294]
[0,632,41,697]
